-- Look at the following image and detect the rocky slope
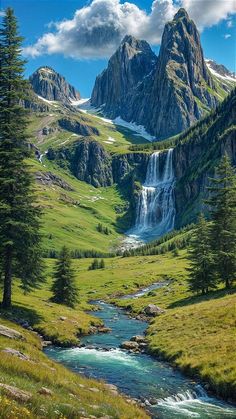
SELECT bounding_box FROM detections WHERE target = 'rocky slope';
[91,8,232,140]
[29,67,80,104]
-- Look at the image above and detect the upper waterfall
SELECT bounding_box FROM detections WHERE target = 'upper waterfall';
[128,149,176,243]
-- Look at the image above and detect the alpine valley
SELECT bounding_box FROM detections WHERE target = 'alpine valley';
[0,6,235,419]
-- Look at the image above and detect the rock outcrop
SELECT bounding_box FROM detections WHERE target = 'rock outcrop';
[35,171,74,191]
[91,9,224,140]
[29,67,80,104]
[0,383,32,402]
[58,118,100,136]
[0,324,23,340]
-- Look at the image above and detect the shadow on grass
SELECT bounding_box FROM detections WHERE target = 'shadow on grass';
[0,303,43,327]
[168,286,236,309]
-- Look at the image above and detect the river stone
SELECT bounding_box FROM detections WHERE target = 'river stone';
[143,304,165,316]
[120,340,139,350]
[97,326,112,333]
[130,335,146,343]
[0,324,23,340]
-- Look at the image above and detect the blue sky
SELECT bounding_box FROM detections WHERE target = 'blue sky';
[1,0,235,97]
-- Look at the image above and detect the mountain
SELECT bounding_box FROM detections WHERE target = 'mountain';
[91,35,157,117]
[205,59,236,82]
[29,66,80,104]
[91,8,232,140]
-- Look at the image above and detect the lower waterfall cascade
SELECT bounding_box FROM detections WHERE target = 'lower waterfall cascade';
[128,148,176,243]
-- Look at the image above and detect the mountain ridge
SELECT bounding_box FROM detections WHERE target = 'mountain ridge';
[91,8,234,140]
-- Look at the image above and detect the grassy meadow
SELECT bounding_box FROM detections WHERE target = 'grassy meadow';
[1,250,235,403]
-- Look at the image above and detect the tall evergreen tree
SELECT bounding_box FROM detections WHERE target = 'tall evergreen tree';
[187,214,216,294]
[51,246,78,308]
[207,154,236,288]
[0,8,44,308]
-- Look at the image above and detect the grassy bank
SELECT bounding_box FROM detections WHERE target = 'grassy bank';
[147,292,236,401]
[0,318,149,419]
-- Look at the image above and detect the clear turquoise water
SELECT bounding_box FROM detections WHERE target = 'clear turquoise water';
[45,301,236,419]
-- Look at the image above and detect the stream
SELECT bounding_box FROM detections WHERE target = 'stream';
[45,284,236,418]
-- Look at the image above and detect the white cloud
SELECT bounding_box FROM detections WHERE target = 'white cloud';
[224,33,231,39]
[0,10,5,17]
[182,0,236,29]
[23,0,236,59]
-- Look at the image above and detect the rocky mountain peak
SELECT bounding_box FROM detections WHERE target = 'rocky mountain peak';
[91,35,157,115]
[91,9,231,140]
[173,7,189,20]
[29,67,80,104]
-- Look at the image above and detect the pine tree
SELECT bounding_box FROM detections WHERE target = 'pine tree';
[51,246,78,308]
[100,259,105,269]
[187,214,216,294]
[207,154,236,288]
[0,8,44,308]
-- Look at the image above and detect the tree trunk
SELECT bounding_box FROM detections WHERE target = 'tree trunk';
[2,248,12,309]
[225,278,231,289]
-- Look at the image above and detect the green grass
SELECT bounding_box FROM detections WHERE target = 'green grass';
[27,104,149,155]
[147,292,236,400]
[30,158,130,253]
[1,249,235,412]
[0,317,149,419]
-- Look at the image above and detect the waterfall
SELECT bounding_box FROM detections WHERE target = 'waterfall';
[131,149,175,242]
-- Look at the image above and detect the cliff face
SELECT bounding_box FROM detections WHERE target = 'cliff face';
[91,35,157,117]
[69,140,113,188]
[29,67,80,104]
[91,8,224,140]
[47,138,149,188]
[173,88,236,226]
[140,8,217,139]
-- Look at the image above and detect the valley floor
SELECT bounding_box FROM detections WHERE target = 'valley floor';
[0,251,235,418]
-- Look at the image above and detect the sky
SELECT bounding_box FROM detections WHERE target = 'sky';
[0,0,235,97]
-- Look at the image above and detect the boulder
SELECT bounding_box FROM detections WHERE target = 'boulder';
[143,304,165,316]
[0,325,23,340]
[120,341,139,351]
[2,348,30,361]
[38,387,53,396]
[0,383,32,402]
[89,387,100,393]
[130,335,146,343]
[97,326,112,333]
